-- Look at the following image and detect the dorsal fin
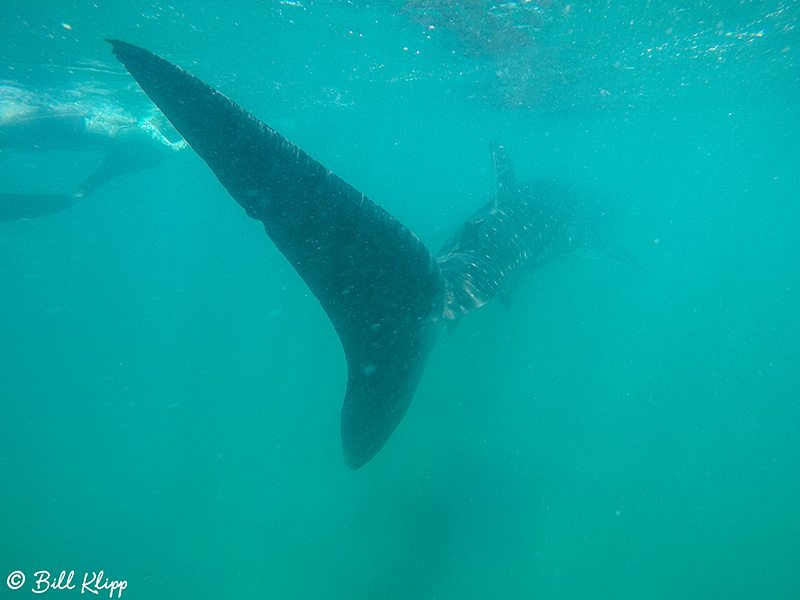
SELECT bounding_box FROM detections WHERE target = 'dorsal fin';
[107,40,444,468]
[491,143,517,207]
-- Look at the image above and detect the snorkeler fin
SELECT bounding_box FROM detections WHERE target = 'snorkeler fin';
[0,193,79,220]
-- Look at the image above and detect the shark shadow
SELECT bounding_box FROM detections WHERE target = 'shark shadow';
[108,40,604,469]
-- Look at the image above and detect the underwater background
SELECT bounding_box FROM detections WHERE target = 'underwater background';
[1,1,798,598]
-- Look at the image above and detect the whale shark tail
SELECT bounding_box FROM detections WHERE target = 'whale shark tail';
[107,40,445,468]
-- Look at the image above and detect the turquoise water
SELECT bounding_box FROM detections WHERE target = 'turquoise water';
[2,1,799,598]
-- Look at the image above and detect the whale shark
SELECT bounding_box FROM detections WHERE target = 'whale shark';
[108,40,599,469]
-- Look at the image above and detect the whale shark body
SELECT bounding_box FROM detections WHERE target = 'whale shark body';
[108,40,596,468]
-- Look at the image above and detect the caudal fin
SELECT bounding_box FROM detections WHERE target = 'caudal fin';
[107,40,444,468]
